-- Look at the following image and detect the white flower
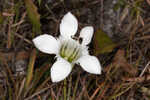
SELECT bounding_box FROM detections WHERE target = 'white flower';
[33,12,102,82]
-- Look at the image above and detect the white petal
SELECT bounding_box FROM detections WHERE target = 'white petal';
[51,58,72,82]
[77,55,101,74]
[33,34,59,54]
[81,46,89,56]
[79,26,94,45]
[60,12,78,38]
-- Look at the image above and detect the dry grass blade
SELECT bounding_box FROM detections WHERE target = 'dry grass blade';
[7,17,13,49]
[109,83,134,99]
[120,5,129,23]
[24,86,53,100]
[2,12,15,16]
[123,61,150,83]
[14,33,32,44]
[78,77,90,100]
[50,86,56,100]
[123,74,150,83]
[138,15,144,26]
[96,83,110,100]
[30,64,50,93]
[35,77,51,92]
[146,0,150,6]
[11,12,27,28]
[90,82,104,100]
[140,61,150,77]
[0,52,15,85]
[134,35,150,41]
[16,78,26,100]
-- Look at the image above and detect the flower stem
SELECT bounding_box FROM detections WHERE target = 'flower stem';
[72,73,80,100]
[67,76,72,99]
[63,79,67,100]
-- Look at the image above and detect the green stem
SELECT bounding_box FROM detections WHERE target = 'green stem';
[67,76,72,100]
[63,79,67,100]
[72,74,80,100]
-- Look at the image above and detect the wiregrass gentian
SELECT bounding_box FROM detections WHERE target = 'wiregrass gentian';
[33,12,102,82]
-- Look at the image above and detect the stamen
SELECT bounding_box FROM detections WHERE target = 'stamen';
[68,46,78,62]
[59,39,82,63]
[60,41,68,58]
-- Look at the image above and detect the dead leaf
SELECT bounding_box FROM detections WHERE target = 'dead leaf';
[113,50,137,75]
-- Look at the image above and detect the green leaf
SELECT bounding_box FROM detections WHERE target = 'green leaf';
[37,0,42,6]
[94,29,117,55]
[24,49,36,90]
[24,0,41,34]
[0,13,4,24]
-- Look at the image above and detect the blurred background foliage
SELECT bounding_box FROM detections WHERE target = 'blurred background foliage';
[0,0,150,100]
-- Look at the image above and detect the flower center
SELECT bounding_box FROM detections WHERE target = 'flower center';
[59,39,82,63]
